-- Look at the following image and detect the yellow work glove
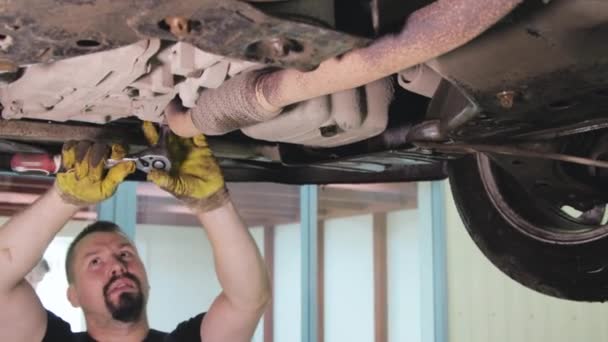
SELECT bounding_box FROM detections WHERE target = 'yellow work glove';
[55,141,136,206]
[142,121,229,212]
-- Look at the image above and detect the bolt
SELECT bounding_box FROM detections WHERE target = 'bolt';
[246,37,305,62]
[152,160,166,170]
[163,16,190,38]
[272,39,289,57]
[496,90,516,109]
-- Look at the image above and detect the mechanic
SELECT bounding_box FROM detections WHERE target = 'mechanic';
[0,122,271,342]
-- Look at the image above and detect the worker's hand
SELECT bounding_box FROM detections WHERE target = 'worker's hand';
[55,141,136,206]
[143,121,229,212]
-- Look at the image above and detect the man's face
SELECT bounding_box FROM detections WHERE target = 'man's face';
[69,232,150,323]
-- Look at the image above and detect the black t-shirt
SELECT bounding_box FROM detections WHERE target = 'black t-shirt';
[43,310,206,342]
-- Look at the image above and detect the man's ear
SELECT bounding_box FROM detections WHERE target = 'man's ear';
[67,285,80,308]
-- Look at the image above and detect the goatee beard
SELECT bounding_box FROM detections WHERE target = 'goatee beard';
[103,273,144,323]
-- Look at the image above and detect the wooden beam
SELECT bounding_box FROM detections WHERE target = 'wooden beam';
[373,213,388,342]
[0,177,418,228]
[263,226,275,342]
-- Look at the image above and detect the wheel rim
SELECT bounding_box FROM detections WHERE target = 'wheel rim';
[477,153,608,244]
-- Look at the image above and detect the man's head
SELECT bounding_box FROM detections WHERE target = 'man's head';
[65,221,150,323]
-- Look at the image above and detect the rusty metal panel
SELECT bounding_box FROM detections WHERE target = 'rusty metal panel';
[0,0,368,71]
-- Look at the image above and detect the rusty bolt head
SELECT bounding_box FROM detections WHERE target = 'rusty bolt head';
[269,38,288,58]
[164,16,190,38]
[496,90,516,109]
[245,37,306,64]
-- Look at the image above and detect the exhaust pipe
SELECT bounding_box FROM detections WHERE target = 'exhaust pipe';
[173,0,523,136]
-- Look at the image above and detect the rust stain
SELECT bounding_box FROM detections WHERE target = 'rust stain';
[359,0,524,67]
[0,58,17,72]
[259,0,523,110]
[496,90,516,109]
[2,0,364,70]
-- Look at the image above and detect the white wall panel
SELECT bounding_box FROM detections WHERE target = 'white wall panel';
[444,185,608,342]
[273,222,302,342]
[324,215,374,342]
[136,224,265,341]
[387,209,421,342]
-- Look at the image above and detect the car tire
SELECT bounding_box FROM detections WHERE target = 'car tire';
[448,154,608,301]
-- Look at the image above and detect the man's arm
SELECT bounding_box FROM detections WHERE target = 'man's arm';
[0,142,135,342]
[198,200,271,342]
[0,187,80,342]
[143,122,271,342]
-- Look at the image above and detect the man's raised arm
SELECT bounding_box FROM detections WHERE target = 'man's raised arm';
[144,121,271,342]
[0,141,135,342]
[197,200,270,342]
[0,187,80,342]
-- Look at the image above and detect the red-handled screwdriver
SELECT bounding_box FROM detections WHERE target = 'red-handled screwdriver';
[10,152,167,175]
[10,153,62,176]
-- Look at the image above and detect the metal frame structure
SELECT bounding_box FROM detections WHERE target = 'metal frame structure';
[419,181,448,342]
[299,182,447,342]
[300,185,319,342]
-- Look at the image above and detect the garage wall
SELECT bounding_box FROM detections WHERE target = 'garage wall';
[273,222,302,342]
[40,220,92,332]
[324,214,375,342]
[272,210,421,342]
[387,209,421,342]
[444,184,608,342]
[136,224,265,341]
